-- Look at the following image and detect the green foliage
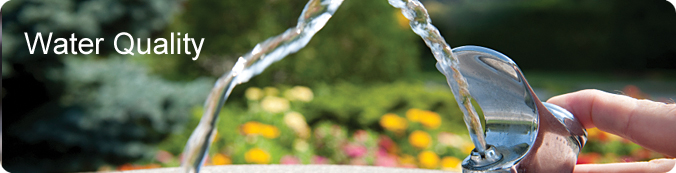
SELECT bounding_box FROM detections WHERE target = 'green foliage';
[61,57,213,138]
[158,0,421,84]
[5,57,212,172]
[3,0,184,60]
[3,0,189,172]
[304,81,466,133]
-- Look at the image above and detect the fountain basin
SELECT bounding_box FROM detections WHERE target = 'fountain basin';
[118,165,458,173]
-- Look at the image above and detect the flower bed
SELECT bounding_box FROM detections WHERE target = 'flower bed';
[107,83,668,171]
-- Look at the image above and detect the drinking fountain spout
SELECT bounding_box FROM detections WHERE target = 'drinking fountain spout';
[437,46,588,173]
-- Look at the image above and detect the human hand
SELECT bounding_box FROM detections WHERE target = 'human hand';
[547,89,676,173]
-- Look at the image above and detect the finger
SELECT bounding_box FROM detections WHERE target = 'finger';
[547,89,676,157]
[574,158,676,173]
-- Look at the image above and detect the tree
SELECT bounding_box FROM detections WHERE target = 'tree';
[159,0,422,85]
[2,0,213,172]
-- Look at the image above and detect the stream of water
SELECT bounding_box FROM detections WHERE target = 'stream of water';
[180,0,343,172]
[181,0,489,172]
[388,0,488,154]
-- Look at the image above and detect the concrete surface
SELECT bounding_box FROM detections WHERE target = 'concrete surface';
[121,165,456,173]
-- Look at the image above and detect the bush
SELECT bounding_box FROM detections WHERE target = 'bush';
[4,57,212,172]
[158,0,422,84]
[303,81,466,133]
[3,1,189,171]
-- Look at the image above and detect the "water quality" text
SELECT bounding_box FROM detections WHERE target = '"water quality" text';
[24,32,205,60]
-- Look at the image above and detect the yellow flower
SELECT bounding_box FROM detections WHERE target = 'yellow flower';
[284,112,310,138]
[261,96,290,113]
[260,124,280,139]
[406,108,422,122]
[407,108,441,129]
[284,86,314,102]
[380,113,408,133]
[399,154,416,165]
[461,141,475,155]
[441,156,462,171]
[212,153,232,165]
[418,151,440,169]
[245,148,271,164]
[241,121,279,139]
[409,130,432,149]
[394,11,409,29]
[418,111,441,129]
[245,87,264,101]
[263,87,279,96]
[587,127,623,142]
[241,121,262,135]
[607,132,623,141]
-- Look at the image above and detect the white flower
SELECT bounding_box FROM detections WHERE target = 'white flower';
[284,112,310,138]
[284,86,314,102]
[260,96,289,113]
[245,87,263,101]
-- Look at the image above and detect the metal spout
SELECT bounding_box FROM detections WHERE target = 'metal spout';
[437,46,587,173]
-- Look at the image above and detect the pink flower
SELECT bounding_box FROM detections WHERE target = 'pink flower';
[280,155,301,165]
[343,143,368,158]
[312,156,329,164]
[378,135,397,153]
[377,148,388,157]
[375,154,398,167]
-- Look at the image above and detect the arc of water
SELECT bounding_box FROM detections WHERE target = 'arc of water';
[180,0,344,172]
[388,0,488,154]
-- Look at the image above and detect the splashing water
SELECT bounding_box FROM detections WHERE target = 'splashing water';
[179,0,343,172]
[388,0,488,154]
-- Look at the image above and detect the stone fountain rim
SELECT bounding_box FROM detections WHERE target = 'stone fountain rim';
[116,164,457,173]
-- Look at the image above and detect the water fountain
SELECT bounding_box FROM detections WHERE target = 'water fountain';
[180,0,587,172]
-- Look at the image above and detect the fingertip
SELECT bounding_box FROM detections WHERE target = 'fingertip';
[546,91,575,112]
[546,89,602,129]
[546,94,571,109]
[546,89,603,107]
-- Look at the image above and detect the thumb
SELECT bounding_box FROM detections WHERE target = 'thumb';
[573,158,676,173]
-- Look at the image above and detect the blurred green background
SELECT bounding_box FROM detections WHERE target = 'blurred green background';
[2,0,675,172]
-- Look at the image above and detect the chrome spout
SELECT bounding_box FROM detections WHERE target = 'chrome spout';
[437,46,587,173]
